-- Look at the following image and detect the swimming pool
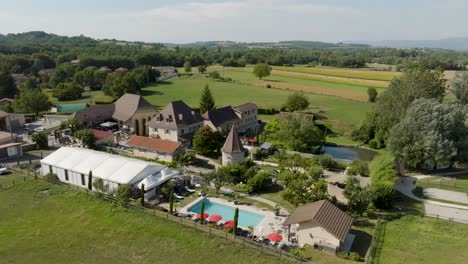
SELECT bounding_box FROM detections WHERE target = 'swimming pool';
[188,199,265,228]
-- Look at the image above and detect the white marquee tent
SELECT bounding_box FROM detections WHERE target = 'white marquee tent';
[41,147,178,199]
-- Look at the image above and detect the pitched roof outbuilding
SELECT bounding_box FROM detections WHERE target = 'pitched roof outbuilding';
[283,200,353,242]
[128,135,181,154]
[221,126,245,153]
[73,104,115,124]
[147,100,203,129]
[112,93,155,122]
[202,106,239,128]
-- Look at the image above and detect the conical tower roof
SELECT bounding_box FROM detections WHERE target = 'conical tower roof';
[221,125,245,153]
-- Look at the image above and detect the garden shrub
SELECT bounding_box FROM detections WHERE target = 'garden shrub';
[247,171,272,193]
[348,160,369,176]
[44,173,58,182]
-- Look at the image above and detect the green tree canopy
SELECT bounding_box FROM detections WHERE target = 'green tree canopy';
[253,63,272,80]
[203,167,232,194]
[284,93,310,112]
[388,98,467,169]
[52,82,84,101]
[31,131,48,149]
[281,171,328,207]
[192,126,222,155]
[199,85,216,114]
[367,87,378,103]
[369,152,398,187]
[270,113,324,152]
[0,71,18,98]
[183,61,192,73]
[450,72,468,106]
[75,129,96,149]
[14,88,52,117]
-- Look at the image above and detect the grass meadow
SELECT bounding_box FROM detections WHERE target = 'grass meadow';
[416,174,468,194]
[0,179,290,264]
[142,77,371,133]
[376,215,468,264]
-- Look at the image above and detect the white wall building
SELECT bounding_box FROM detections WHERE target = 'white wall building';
[40,147,178,200]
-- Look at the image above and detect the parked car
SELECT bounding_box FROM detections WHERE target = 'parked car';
[0,166,9,175]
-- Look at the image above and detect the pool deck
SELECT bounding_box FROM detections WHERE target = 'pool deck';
[180,196,289,242]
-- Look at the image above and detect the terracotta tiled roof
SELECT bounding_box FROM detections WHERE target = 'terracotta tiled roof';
[221,125,245,153]
[147,100,203,129]
[127,135,181,153]
[283,200,353,242]
[112,93,155,122]
[91,129,112,140]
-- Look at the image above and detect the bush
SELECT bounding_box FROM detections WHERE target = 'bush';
[247,171,272,193]
[337,251,362,261]
[289,248,304,257]
[116,184,131,207]
[369,152,398,186]
[44,173,59,182]
[369,183,394,209]
[311,155,346,170]
[348,160,369,177]
[31,131,48,149]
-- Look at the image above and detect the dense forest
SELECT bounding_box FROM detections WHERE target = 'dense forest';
[1,31,468,75]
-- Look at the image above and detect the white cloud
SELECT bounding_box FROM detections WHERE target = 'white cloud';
[0,0,467,43]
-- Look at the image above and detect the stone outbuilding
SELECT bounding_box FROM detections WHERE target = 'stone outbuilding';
[221,126,245,166]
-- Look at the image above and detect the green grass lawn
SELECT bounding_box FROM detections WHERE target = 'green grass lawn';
[272,66,400,81]
[142,77,370,133]
[376,215,468,264]
[45,89,113,105]
[0,180,289,264]
[417,175,468,194]
[0,171,33,188]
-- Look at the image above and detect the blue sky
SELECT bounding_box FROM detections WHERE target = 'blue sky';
[1,0,467,43]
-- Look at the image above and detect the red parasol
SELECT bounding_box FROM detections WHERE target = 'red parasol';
[224,220,235,228]
[267,233,283,242]
[196,213,209,219]
[208,214,222,222]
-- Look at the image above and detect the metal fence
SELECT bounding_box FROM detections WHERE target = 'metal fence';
[366,219,384,264]
[0,166,36,191]
[13,175,311,263]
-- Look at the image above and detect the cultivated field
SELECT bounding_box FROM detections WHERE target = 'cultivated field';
[376,215,468,264]
[210,67,387,101]
[271,66,400,81]
[0,180,289,264]
[142,77,371,133]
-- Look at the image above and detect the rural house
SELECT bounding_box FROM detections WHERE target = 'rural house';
[283,200,354,253]
[147,100,204,143]
[127,135,182,162]
[40,147,178,200]
[112,93,157,136]
[221,125,245,166]
[203,103,258,135]
[72,104,115,128]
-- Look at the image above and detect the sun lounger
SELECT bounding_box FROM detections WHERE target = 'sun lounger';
[185,186,195,193]
[174,193,184,199]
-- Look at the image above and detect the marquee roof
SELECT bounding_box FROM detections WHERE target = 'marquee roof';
[41,147,177,185]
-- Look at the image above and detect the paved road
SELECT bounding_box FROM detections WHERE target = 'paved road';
[423,188,468,204]
[395,175,468,224]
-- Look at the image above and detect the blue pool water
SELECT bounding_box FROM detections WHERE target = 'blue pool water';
[188,199,265,228]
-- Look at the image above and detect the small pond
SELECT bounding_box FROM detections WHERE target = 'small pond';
[320,144,377,161]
